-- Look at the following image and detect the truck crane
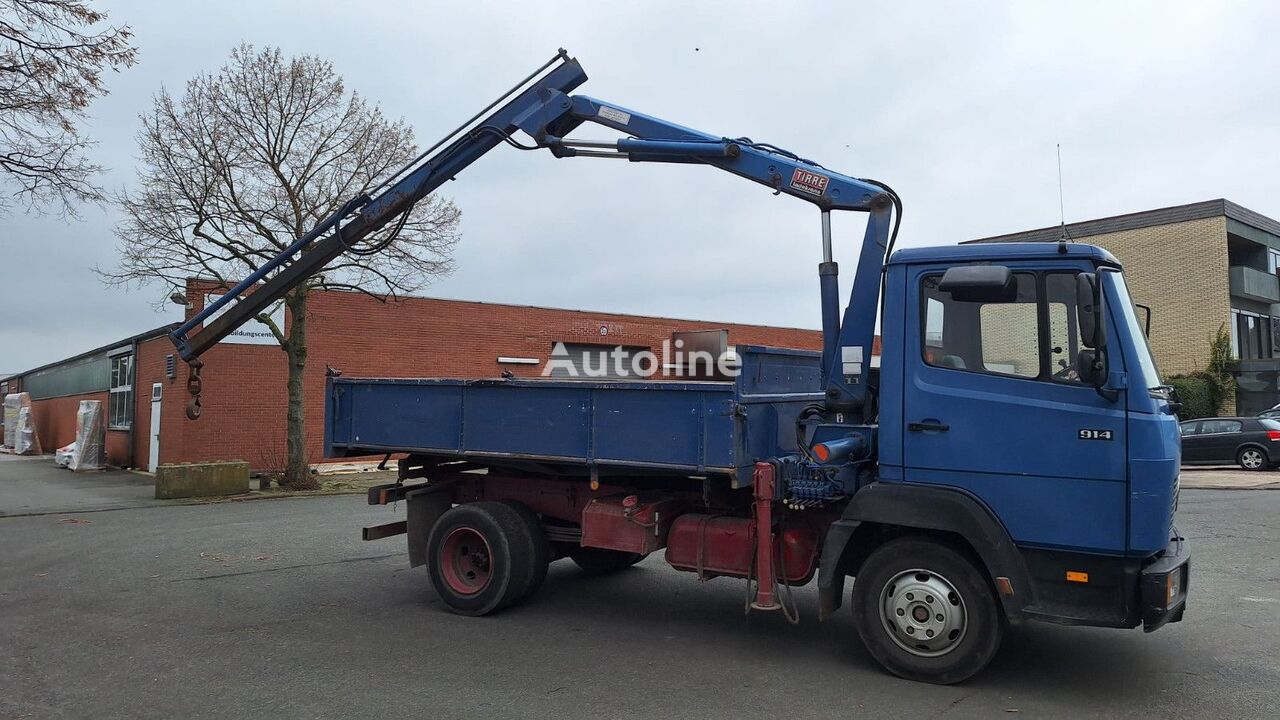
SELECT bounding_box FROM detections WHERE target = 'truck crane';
[168,50,1188,684]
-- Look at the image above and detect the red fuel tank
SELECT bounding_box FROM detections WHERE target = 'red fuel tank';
[664,514,817,583]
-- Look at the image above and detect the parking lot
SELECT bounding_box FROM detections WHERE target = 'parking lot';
[2,458,1278,719]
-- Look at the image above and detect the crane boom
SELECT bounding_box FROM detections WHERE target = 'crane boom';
[169,50,898,419]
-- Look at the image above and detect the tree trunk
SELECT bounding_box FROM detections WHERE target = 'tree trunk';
[281,287,318,490]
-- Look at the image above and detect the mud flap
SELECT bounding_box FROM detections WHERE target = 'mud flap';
[406,485,453,568]
[817,519,861,620]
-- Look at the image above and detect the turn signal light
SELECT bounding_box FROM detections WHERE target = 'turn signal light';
[1166,569,1183,605]
[1066,571,1089,583]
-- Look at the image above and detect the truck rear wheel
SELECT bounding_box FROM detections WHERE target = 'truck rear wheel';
[426,502,534,616]
[498,500,550,602]
[570,547,646,575]
[851,538,1004,684]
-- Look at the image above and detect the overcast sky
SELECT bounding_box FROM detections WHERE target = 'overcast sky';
[2,1,1277,374]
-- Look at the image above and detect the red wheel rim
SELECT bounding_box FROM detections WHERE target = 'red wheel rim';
[439,526,493,595]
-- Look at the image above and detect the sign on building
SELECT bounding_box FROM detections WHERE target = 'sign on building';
[203,294,286,346]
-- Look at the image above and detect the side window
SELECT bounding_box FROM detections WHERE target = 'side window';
[1045,274,1087,384]
[924,297,945,350]
[1200,420,1242,434]
[922,272,1040,378]
[1179,422,1199,437]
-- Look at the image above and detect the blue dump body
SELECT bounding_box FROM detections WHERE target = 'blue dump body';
[326,345,822,486]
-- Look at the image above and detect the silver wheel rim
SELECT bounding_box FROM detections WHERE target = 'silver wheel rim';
[1242,449,1264,469]
[879,568,968,657]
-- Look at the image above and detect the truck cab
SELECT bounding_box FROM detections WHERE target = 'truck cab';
[856,242,1185,624]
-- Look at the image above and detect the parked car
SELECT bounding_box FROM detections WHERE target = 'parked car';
[1180,417,1280,470]
[1258,404,1280,419]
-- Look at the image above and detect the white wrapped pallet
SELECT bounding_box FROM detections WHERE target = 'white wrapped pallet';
[55,443,75,467]
[2,393,19,449]
[15,404,41,455]
[69,400,105,471]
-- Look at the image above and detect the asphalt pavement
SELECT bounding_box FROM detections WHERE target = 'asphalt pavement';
[0,454,169,516]
[1,459,1278,719]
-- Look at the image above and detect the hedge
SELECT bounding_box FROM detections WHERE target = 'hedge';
[1166,374,1216,421]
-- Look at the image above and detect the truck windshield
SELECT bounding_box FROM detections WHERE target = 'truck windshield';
[1103,270,1163,394]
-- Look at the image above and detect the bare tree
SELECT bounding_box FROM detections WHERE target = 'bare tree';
[0,0,136,214]
[103,45,461,489]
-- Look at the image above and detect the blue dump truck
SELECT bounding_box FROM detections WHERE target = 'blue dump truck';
[169,51,1188,684]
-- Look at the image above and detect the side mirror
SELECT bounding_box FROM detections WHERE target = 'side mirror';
[1076,348,1106,387]
[1076,272,1105,349]
[939,265,1015,302]
[1135,302,1151,337]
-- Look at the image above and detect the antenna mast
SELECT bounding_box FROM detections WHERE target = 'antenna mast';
[1057,143,1068,242]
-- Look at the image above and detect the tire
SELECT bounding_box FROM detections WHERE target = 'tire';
[425,502,534,616]
[569,547,646,575]
[1237,446,1267,471]
[498,500,550,603]
[851,538,1004,685]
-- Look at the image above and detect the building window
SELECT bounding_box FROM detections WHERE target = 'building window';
[1268,249,1280,275]
[109,355,133,429]
[1232,309,1277,360]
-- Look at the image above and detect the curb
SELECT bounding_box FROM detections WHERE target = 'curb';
[1180,482,1280,491]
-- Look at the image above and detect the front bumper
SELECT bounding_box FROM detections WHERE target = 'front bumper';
[1139,533,1189,632]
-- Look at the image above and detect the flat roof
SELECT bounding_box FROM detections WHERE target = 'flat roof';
[0,324,178,384]
[963,198,1280,245]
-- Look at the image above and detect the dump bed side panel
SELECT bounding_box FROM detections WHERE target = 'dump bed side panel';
[325,346,824,480]
[328,377,738,474]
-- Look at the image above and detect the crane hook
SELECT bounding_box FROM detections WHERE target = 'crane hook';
[185,359,204,421]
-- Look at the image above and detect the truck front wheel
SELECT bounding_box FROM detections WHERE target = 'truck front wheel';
[426,502,534,616]
[851,538,1004,684]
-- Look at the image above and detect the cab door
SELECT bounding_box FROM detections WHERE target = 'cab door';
[902,265,1129,553]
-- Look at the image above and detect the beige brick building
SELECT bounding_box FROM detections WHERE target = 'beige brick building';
[965,199,1280,414]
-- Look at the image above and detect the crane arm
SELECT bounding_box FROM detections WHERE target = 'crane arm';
[170,52,588,363]
[169,50,897,419]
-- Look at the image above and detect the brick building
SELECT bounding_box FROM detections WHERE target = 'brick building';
[966,199,1280,413]
[1,280,857,470]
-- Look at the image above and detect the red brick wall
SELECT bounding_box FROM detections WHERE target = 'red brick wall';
[134,336,190,469]
[135,282,868,470]
[25,391,127,465]
[105,429,129,465]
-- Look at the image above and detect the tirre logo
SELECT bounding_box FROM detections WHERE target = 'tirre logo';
[790,168,830,197]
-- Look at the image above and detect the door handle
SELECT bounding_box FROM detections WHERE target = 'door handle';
[908,421,949,432]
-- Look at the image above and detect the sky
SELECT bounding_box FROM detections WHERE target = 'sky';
[2,1,1277,374]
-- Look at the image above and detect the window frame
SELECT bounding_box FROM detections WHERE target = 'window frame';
[108,354,133,430]
[1232,308,1276,360]
[921,269,1090,387]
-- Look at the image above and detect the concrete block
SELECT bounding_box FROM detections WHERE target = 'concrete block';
[155,461,249,499]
